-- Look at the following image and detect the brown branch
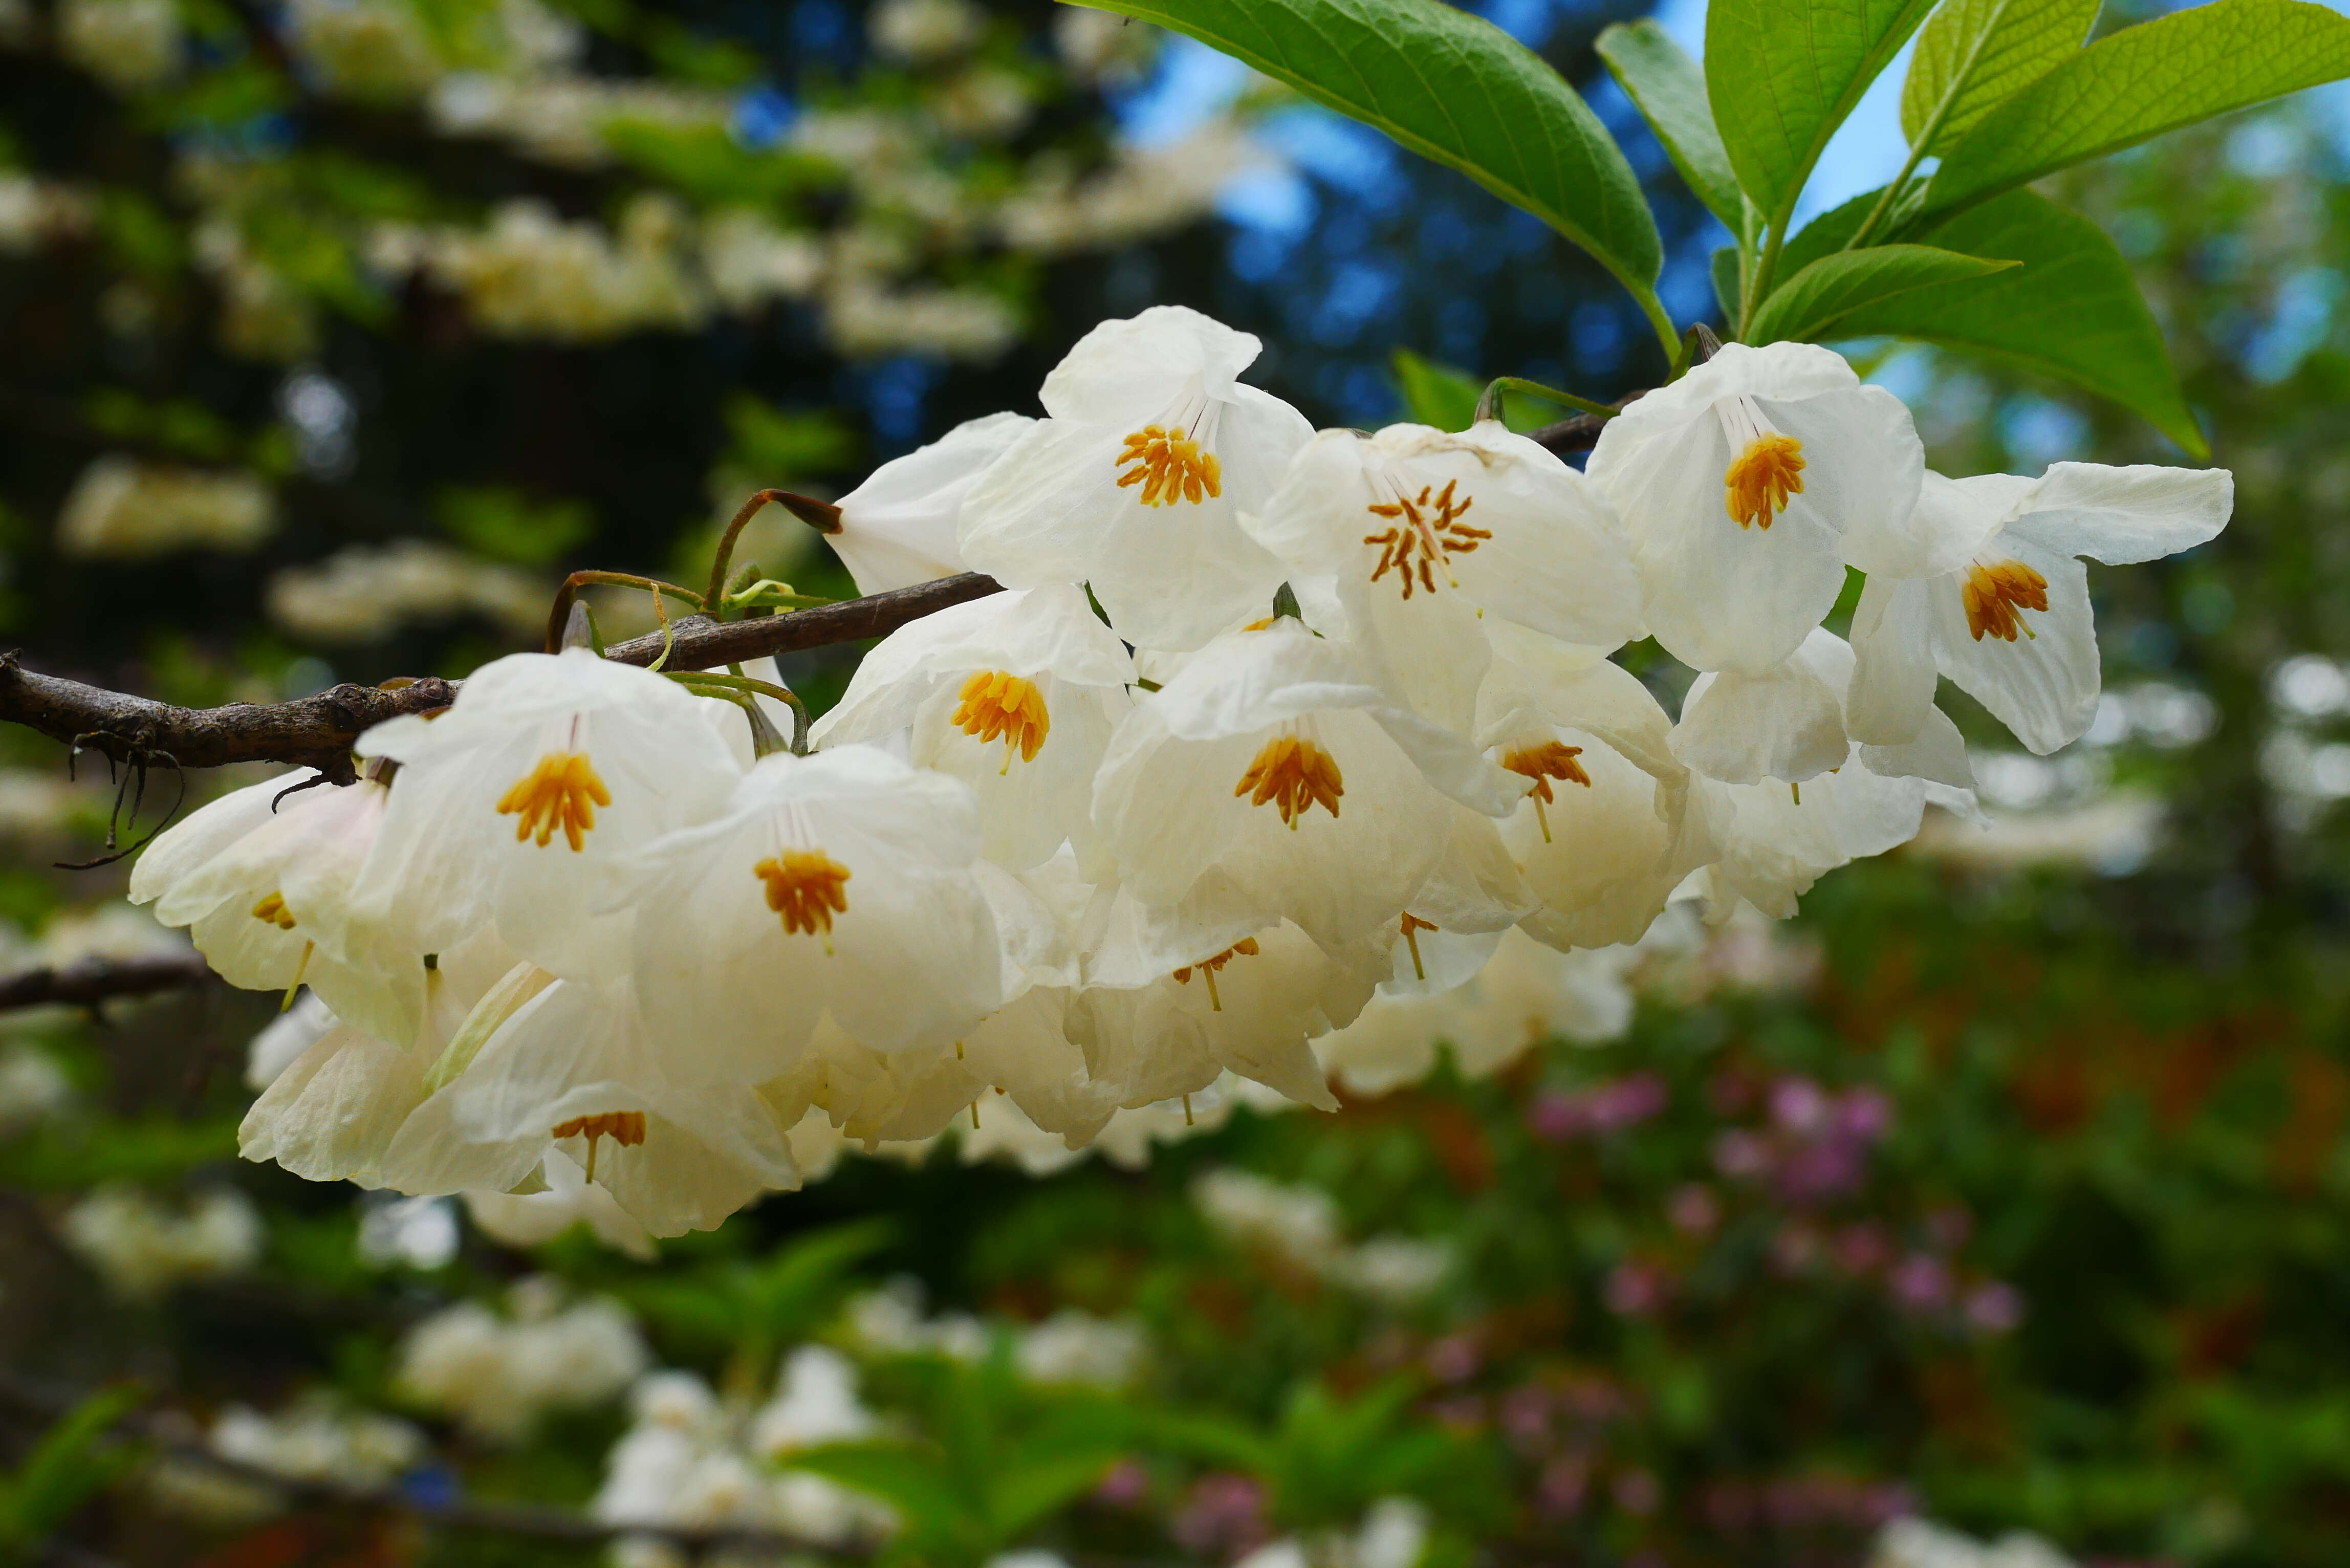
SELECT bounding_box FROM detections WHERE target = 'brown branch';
[0,573,1004,781]
[1526,412,1609,454]
[0,655,458,783]
[599,571,1000,668]
[0,951,217,1011]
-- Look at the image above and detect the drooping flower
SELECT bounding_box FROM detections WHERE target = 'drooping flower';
[347,648,741,979]
[625,744,1004,1082]
[1676,628,1977,792]
[1092,618,1521,953]
[809,583,1134,870]
[381,976,802,1238]
[1847,463,2233,754]
[820,411,1036,596]
[132,768,424,1041]
[238,929,538,1189]
[1475,623,1712,950]
[956,306,1314,650]
[1585,342,1924,673]
[1691,749,1979,922]
[1242,420,1642,726]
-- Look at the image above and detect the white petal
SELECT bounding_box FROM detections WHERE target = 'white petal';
[2007,461,2233,564]
[1845,469,2021,580]
[1670,655,1847,786]
[1860,702,1977,792]
[813,582,1132,746]
[1846,574,1940,746]
[1038,305,1261,422]
[828,412,1035,596]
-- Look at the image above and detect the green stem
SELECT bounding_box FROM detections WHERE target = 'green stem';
[705,489,788,619]
[1633,283,1681,364]
[1475,377,1618,427]
[1740,218,1789,342]
[667,669,810,753]
[1842,142,1932,254]
[541,572,703,656]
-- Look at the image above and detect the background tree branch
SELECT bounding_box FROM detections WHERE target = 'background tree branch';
[0,951,216,1012]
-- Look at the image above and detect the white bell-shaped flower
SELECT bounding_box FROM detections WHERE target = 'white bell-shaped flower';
[822,411,1035,595]
[380,977,800,1238]
[1693,750,1979,921]
[133,769,422,1041]
[239,929,537,1188]
[1475,623,1711,950]
[956,306,1313,650]
[625,744,1004,1083]
[349,649,742,979]
[1092,618,1521,952]
[1585,342,1924,673]
[1315,928,1636,1096]
[809,583,1134,870]
[1070,916,1383,1112]
[1242,420,1642,727]
[1848,463,2233,754]
[1679,627,1977,792]
[462,1148,657,1260]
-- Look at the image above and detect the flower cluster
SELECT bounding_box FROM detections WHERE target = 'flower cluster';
[395,1276,651,1442]
[132,307,2231,1239]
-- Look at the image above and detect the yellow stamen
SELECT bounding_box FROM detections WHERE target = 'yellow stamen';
[1962,558,2049,642]
[754,851,852,950]
[951,670,1051,771]
[1234,735,1344,828]
[250,891,297,930]
[1182,1093,1194,1127]
[281,940,313,1013]
[552,1110,646,1183]
[1116,423,1222,507]
[1500,741,1591,844]
[1724,433,1806,530]
[1400,912,1437,981]
[1172,937,1260,1013]
[1363,478,1489,599]
[496,752,612,851]
[970,1099,981,1130]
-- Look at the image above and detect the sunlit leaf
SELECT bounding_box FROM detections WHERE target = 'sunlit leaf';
[1744,243,2018,346]
[1899,0,2100,156]
[1597,20,1745,230]
[1923,0,2350,222]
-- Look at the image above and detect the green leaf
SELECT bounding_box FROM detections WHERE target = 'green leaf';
[1070,0,1663,314]
[792,1443,975,1534]
[1744,243,2018,345]
[1391,350,1482,431]
[1899,0,2099,156]
[1596,20,1744,230]
[1711,246,1744,322]
[1828,189,2208,458]
[1923,0,2350,221]
[0,1386,144,1548]
[1706,0,1939,223]
[984,1450,1121,1540]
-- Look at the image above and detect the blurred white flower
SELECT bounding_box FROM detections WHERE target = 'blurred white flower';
[57,0,182,89]
[61,1185,263,1299]
[1868,1517,2076,1568]
[0,1045,73,1133]
[1015,1310,1145,1388]
[396,1277,649,1442]
[266,541,545,645]
[56,458,275,560]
